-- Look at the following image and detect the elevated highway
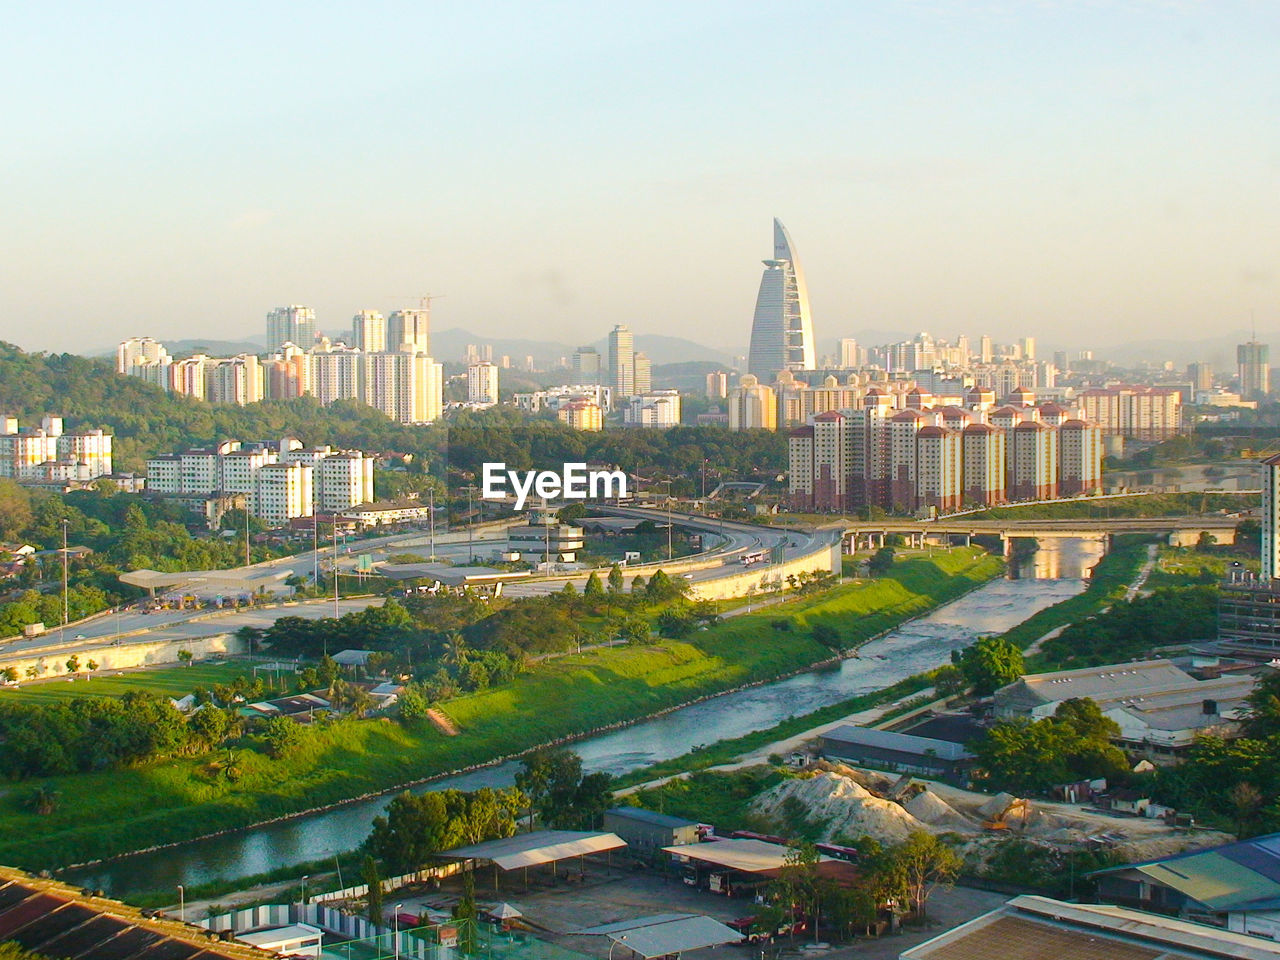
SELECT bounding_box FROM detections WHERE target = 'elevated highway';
[839,515,1241,551]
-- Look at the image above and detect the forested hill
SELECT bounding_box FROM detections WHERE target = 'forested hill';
[0,343,786,480]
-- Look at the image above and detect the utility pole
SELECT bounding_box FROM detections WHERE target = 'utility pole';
[467,485,475,562]
[332,516,340,619]
[244,498,250,568]
[428,486,436,561]
[60,519,69,643]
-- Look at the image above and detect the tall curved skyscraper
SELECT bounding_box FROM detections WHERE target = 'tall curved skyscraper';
[747,218,816,380]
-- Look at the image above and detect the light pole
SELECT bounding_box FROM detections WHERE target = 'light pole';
[177,884,184,924]
[60,519,69,644]
[300,874,308,907]
[332,517,340,619]
[608,934,628,960]
[394,903,403,959]
[466,485,476,562]
[428,486,436,561]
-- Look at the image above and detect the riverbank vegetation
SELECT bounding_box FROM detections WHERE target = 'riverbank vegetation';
[0,549,1001,872]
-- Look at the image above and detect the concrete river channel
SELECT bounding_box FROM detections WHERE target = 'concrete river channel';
[67,538,1103,899]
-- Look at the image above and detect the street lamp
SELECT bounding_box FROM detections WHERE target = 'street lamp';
[394,903,403,959]
[300,874,308,907]
[177,884,184,924]
[608,934,629,960]
[60,519,69,645]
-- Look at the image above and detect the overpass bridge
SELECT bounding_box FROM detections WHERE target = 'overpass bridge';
[837,515,1242,552]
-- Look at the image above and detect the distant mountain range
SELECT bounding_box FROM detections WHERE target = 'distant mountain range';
[428,327,735,368]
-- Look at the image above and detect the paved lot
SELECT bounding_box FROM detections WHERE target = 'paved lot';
[382,864,1007,960]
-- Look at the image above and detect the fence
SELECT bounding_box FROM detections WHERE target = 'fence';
[313,862,464,904]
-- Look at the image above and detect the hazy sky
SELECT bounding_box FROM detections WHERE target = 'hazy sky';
[3,1,1278,356]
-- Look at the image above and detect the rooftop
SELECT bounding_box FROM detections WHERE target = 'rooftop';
[1091,831,1280,913]
[820,723,975,761]
[605,807,698,829]
[901,894,1280,960]
[441,830,627,871]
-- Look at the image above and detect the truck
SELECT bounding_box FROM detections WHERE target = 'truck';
[22,622,46,638]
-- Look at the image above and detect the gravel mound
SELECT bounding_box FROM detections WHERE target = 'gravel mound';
[903,789,979,833]
[752,772,927,844]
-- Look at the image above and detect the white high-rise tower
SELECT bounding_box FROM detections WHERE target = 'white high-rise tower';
[747,218,816,381]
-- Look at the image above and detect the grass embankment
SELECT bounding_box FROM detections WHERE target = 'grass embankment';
[961,492,1253,521]
[0,549,1002,872]
[0,663,256,705]
[991,536,1152,668]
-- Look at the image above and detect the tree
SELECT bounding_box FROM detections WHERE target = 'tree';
[65,655,80,675]
[607,563,624,594]
[770,842,820,940]
[932,664,965,696]
[260,715,305,758]
[85,659,98,679]
[583,572,604,598]
[189,706,232,748]
[363,855,383,927]
[0,666,17,684]
[954,635,1023,696]
[1244,670,1280,738]
[1230,782,1265,839]
[28,783,59,815]
[868,547,895,575]
[398,683,431,724]
[517,751,554,831]
[177,649,193,666]
[886,831,961,917]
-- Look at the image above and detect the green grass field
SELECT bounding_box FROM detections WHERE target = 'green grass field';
[0,549,1004,874]
[0,662,259,705]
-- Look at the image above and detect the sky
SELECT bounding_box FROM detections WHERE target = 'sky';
[2,1,1279,357]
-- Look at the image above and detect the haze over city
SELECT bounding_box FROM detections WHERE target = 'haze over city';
[4,2,1279,354]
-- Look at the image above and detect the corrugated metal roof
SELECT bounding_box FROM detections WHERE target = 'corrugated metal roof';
[821,724,974,761]
[605,807,697,829]
[598,916,743,958]
[441,831,627,870]
[663,838,834,874]
[1093,831,1280,913]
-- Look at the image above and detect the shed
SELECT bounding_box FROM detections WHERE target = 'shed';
[577,914,743,958]
[818,724,975,779]
[440,830,627,888]
[604,807,700,850]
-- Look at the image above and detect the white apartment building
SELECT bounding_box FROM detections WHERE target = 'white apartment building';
[206,355,264,406]
[307,344,361,405]
[0,416,113,482]
[556,400,604,431]
[316,453,375,513]
[467,362,499,405]
[147,440,373,523]
[387,309,430,355]
[351,310,386,353]
[117,337,169,374]
[266,305,317,352]
[1081,385,1182,440]
[513,384,613,415]
[727,375,778,431]
[254,461,313,526]
[360,351,443,425]
[624,390,681,428]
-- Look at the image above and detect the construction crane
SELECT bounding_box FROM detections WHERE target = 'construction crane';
[388,294,445,312]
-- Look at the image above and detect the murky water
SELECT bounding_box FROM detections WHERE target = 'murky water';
[67,540,1100,899]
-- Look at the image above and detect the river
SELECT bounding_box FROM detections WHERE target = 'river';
[67,538,1104,899]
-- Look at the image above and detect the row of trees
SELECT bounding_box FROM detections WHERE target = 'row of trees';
[970,698,1130,795]
[767,833,962,941]
[364,750,613,875]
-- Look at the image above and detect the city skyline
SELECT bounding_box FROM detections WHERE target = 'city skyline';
[1,4,1278,353]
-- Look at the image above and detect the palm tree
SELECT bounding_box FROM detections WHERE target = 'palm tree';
[29,783,59,816]
[214,749,242,782]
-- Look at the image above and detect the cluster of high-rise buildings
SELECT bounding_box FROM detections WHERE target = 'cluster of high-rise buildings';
[0,415,113,485]
[118,306,449,425]
[145,438,375,526]
[788,386,1103,513]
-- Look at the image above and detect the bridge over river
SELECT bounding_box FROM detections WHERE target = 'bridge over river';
[838,514,1242,551]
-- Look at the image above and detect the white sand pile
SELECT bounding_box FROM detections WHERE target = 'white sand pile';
[903,789,979,833]
[752,772,928,844]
